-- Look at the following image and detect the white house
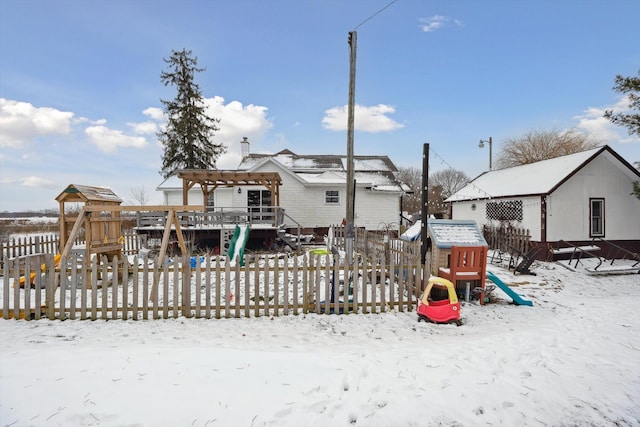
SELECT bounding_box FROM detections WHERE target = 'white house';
[446,145,640,258]
[156,141,410,234]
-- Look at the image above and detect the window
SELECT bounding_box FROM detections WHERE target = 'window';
[590,198,605,237]
[325,190,339,205]
[248,190,272,221]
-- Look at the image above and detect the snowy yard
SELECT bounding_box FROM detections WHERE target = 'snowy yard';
[1,258,639,426]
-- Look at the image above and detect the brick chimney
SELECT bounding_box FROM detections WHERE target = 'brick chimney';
[240,137,250,157]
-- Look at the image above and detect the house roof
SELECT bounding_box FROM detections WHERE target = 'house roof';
[446,145,640,202]
[238,149,408,192]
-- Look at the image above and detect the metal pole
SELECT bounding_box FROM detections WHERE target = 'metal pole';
[345,31,357,264]
[489,136,493,170]
[421,143,429,264]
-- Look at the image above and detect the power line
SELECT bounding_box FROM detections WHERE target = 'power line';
[354,0,400,30]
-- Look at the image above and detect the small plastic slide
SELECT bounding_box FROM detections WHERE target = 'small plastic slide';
[18,253,62,287]
[486,271,533,306]
[227,224,250,266]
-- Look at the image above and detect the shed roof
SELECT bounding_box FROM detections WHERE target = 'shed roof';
[55,184,122,204]
[446,145,638,202]
[427,219,488,248]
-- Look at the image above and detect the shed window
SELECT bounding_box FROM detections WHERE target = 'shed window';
[590,198,605,237]
[325,190,339,205]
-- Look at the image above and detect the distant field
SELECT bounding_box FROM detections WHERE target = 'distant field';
[0,216,59,240]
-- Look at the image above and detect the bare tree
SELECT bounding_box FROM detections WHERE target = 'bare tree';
[495,129,600,169]
[430,168,470,199]
[397,166,466,217]
[130,186,149,206]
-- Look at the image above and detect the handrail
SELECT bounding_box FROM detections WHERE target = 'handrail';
[591,238,640,268]
[557,240,603,270]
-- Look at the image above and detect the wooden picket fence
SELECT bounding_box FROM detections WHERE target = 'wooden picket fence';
[1,251,424,321]
[0,233,141,268]
[482,224,531,254]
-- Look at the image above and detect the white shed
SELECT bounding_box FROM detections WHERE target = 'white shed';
[446,145,640,259]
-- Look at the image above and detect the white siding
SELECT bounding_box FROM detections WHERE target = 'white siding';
[252,162,401,229]
[354,189,401,230]
[547,155,640,241]
[164,189,203,205]
[452,153,640,242]
[451,196,541,240]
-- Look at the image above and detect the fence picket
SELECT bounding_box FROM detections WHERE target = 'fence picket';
[262,259,270,317]
[132,256,139,320]
[244,261,250,318]
[292,256,299,315]
[122,256,129,320]
[234,261,241,318]
[13,257,20,319]
[91,258,98,320]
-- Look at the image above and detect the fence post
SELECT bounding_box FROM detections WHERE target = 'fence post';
[46,255,56,320]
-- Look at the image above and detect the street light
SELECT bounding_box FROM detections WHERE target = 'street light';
[478,136,493,170]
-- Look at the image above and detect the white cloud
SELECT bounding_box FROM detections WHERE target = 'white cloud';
[0,98,74,148]
[322,104,404,132]
[573,96,640,144]
[202,96,273,168]
[419,15,447,32]
[85,125,148,153]
[143,107,165,121]
[128,121,158,135]
[21,176,55,188]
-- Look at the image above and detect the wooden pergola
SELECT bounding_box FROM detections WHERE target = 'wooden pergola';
[177,170,283,206]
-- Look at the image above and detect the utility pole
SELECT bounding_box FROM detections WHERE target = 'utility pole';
[345,31,357,264]
[421,143,429,264]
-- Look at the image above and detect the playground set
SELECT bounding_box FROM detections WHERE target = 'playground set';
[414,219,534,325]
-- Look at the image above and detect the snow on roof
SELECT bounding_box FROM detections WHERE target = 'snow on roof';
[239,151,397,173]
[400,220,422,241]
[447,146,604,202]
[428,219,487,248]
[298,171,345,184]
[235,149,405,192]
[156,175,183,190]
[56,184,122,203]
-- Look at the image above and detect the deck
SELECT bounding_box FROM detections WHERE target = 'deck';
[135,206,285,230]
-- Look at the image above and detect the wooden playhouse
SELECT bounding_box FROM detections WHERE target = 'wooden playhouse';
[427,219,488,303]
[56,184,124,261]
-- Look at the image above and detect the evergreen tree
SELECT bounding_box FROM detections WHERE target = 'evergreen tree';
[158,49,225,178]
[604,69,640,137]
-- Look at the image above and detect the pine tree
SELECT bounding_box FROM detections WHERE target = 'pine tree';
[158,49,225,178]
[604,69,640,137]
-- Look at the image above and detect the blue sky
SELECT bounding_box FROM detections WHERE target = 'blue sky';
[1,0,639,212]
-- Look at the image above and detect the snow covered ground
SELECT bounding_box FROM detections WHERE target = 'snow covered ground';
[1,258,639,426]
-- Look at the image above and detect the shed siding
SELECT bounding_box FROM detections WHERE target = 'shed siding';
[547,155,640,241]
[451,196,541,240]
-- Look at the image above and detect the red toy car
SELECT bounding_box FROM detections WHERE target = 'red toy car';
[417,277,462,326]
